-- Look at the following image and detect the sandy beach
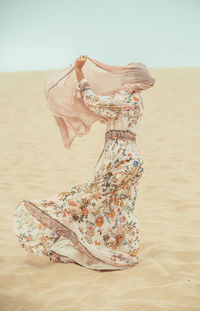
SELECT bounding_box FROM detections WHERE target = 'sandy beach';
[0,67,200,311]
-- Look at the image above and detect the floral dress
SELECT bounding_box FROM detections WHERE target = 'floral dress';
[13,77,144,271]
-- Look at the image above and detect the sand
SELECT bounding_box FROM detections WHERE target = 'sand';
[0,67,200,311]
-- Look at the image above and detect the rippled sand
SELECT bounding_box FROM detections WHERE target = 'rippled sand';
[0,67,200,311]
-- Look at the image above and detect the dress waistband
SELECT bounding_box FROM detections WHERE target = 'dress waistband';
[105,129,136,143]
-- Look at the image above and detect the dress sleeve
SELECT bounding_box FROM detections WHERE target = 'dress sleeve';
[77,77,134,119]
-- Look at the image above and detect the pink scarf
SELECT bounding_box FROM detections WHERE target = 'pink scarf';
[44,56,155,149]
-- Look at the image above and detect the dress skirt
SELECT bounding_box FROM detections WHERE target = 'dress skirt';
[13,129,144,271]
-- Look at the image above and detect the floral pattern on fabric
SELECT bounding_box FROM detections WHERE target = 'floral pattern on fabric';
[13,77,145,270]
[77,77,144,122]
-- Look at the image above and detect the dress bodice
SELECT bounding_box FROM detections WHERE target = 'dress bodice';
[105,91,144,134]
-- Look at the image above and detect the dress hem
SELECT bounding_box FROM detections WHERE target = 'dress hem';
[22,200,138,270]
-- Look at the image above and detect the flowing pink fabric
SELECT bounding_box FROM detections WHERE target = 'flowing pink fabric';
[44,56,155,149]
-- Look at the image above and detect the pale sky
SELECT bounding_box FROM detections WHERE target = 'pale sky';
[0,0,199,72]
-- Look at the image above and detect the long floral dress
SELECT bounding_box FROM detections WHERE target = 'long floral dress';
[13,77,144,271]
